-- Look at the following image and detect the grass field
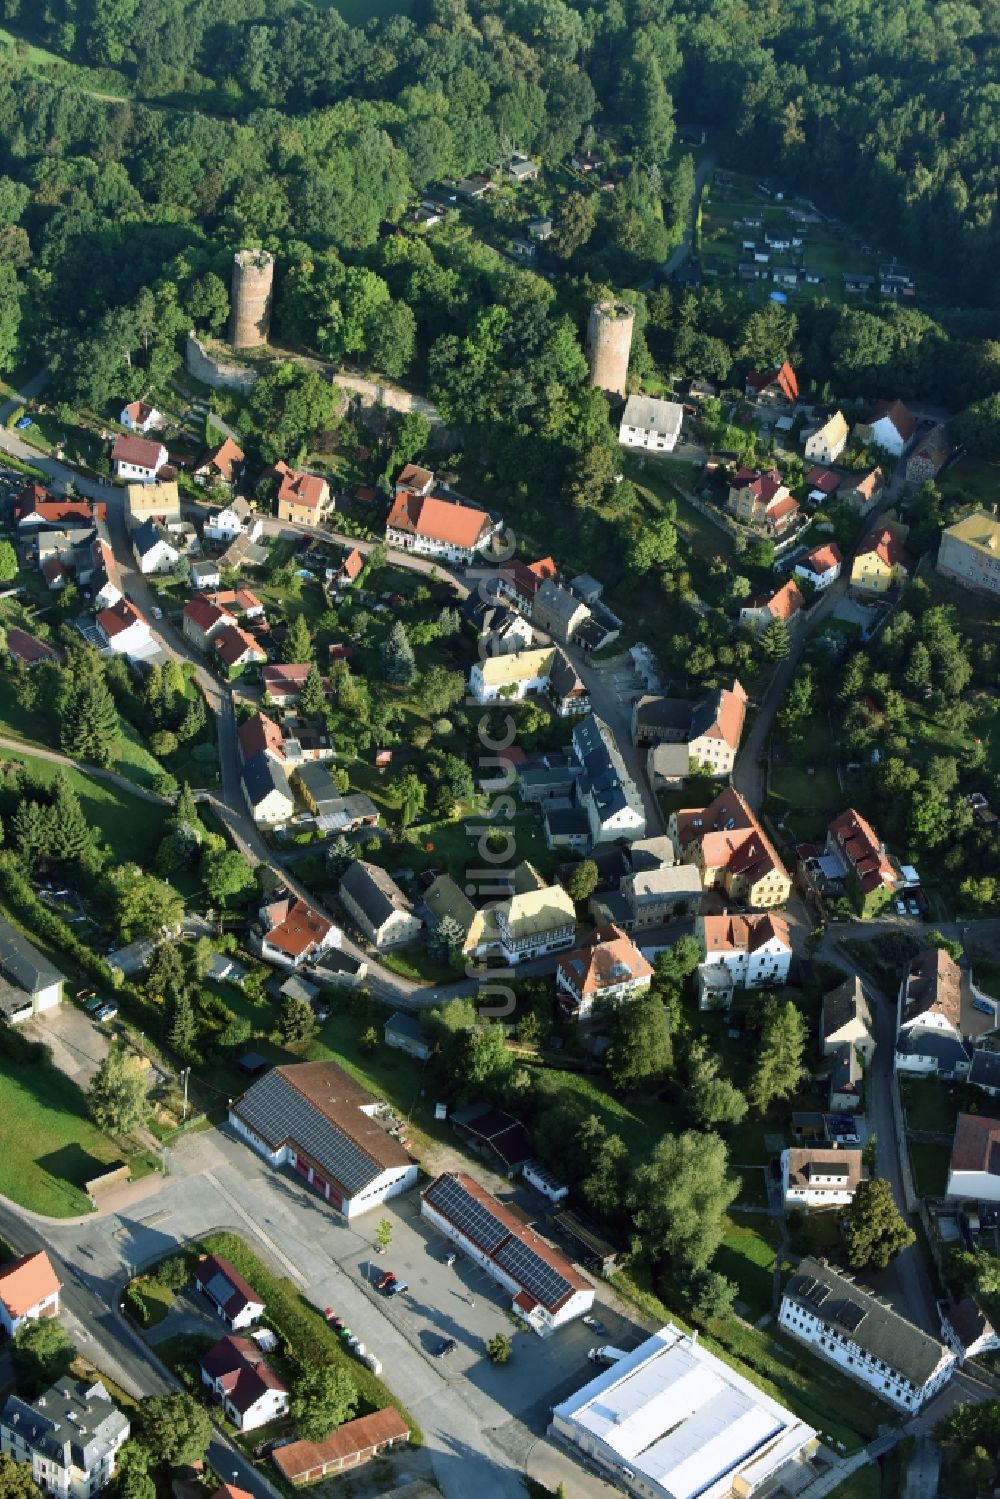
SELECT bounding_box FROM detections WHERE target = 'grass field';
[909,1141,951,1198]
[378,943,460,984]
[828,1467,881,1499]
[2,753,167,865]
[128,1277,175,1327]
[974,959,1000,999]
[715,1218,780,1320]
[900,1079,963,1136]
[0,677,163,789]
[0,1052,122,1215]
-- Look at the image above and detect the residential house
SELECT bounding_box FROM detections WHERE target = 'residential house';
[120,400,161,433]
[383,1011,432,1061]
[17,495,105,535]
[124,480,181,533]
[895,948,968,1079]
[339,861,422,949]
[422,873,499,959]
[780,1149,863,1210]
[727,467,799,535]
[551,1323,817,1499]
[229,1059,418,1216]
[826,807,898,913]
[259,894,340,968]
[205,587,265,620]
[613,862,702,930]
[617,395,684,453]
[633,679,748,780]
[740,579,805,632]
[0,1251,60,1336]
[497,555,558,610]
[6,630,57,668]
[183,597,236,652]
[804,411,849,465]
[272,1410,409,1485]
[850,522,911,594]
[199,1336,288,1431]
[111,434,168,484]
[0,918,64,1027]
[0,1379,130,1499]
[507,154,539,182]
[422,1172,594,1332]
[510,237,536,260]
[940,1299,1000,1365]
[90,535,122,609]
[556,925,653,1020]
[878,261,915,297]
[462,595,534,655]
[494,881,576,964]
[195,439,246,490]
[95,599,154,659]
[669,786,792,909]
[969,1050,1000,1098]
[131,518,180,575]
[779,1258,955,1412]
[572,714,646,845]
[241,751,294,825]
[274,462,330,524]
[843,272,876,293]
[795,542,843,591]
[213,623,266,679]
[468,646,589,717]
[262,664,329,707]
[238,712,284,767]
[532,579,590,644]
[947,1114,1000,1203]
[194,1254,265,1331]
[843,468,885,516]
[804,467,841,503]
[188,558,221,591]
[696,912,792,1007]
[859,399,917,457]
[528,216,553,241]
[906,425,951,485]
[335,547,365,587]
[386,483,497,564]
[744,362,799,404]
[936,509,1000,598]
[203,498,259,545]
[821,975,874,1064]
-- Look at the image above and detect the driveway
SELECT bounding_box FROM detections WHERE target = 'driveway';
[23,1002,110,1088]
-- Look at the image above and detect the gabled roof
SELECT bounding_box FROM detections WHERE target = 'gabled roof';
[261,663,323,698]
[340,861,413,929]
[132,518,175,558]
[275,462,327,511]
[798,542,842,576]
[557,924,652,999]
[746,361,799,400]
[198,438,244,481]
[950,1112,1000,1176]
[857,524,911,572]
[184,597,235,634]
[687,682,748,750]
[804,467,841,494]
[272,1409,409,1481]
[194,1254,263,1320]
[97,598,147,638]
[871,399,917,443]
[111,434,165,469]
[701,912,791,955]
[123,400,157,426]
[262,896,333,958]
[765,579,805,621]
[498,882,575,940]
[810,410,849,448]
[0,1251,60,1317]
[242,750,292,810]
[534,578,586,623]
[213,623,264,667]
[674,787,789,891]
[6,629,57,665]
[784,1148,862,1193]
[849,468,884,501]
[386,491,491,550]
[941,508,1000,557]
[238,711,284,763]
[828,806,896,893]
[200,1335,286,1414]
[822,975,872,1042]
[901,947,962,1029]
[340,547,364,581]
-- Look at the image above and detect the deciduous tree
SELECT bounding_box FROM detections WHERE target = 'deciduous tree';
[290,1365,358,1441]
[846,1178,915,1270]
[88,1045,149,1135]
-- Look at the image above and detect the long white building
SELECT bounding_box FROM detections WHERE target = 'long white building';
[779,1257,955,1412]
[550,1322,817,1499]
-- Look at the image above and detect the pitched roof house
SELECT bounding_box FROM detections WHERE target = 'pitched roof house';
[804,410,849,465]
[386,488,496,563]
[120,400,161,433]
[745,362,799,404]
[739,579,805,631]
[697,912,792,1004]
[669,787,791,909]
[844,467,885,515]
[795,542,843,590]
[261,663,329,706]
[947,1114,1000,1203]
[195,438,245,486]
[339,861,422,950]
[0,1378,130,1499]
[111,434,168,483]
[936,508,1000,599]
[183,597,236,651]
[194,1254,265,1331]
[780,1148,863,1209]
[213,623,266,677]
[199,1335,288,1431]
[259,894,340,968]
[850,522,911,593]
[826,807,898,899]
[274,463,330,523]
[272,1409,409,1485]
[863,399,918,456]
[556,924,653,1019]
[241,751,294,826]
[95,599,153,658]
[238,710,285,764]
[228,1060,418,1217]
[0,1251,60,1336]
[727,467,798,535]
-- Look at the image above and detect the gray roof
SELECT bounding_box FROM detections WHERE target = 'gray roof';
[0,915,63,997]
[544,807,590,838]
[295,760,340,811]
[895,1025,968,1070]
[0,1380,129,1474]
[535,579,585,623]
[621,394,684,439]
[133,517,173,558]
[340,860,412,929]
[385,1011,427,1044]
[242,750,292,810]
[829,1042,862,1096]
[784,1258,950,1387]
[634,695,694,732]
[279,973,319,1004]
[970,1050,1000,1091]
[570,574,603,603]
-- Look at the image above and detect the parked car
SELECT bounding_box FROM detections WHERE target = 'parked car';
[432,1337,456,1358]
[386,1280,408,1296]
[83,997,104,1015]
[95,1003,118,1021]
[907,899,920,917]
[895,900,906,915]
[375,1270,396,1292]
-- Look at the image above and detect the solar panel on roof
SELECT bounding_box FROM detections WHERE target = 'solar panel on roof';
[426,1176,508,1252]
[236,1070,381,1198]
[837,1302,866,1332]
[809,1283,830,1306]
[494,1236,572,1310]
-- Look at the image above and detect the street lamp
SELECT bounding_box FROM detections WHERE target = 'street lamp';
[180,1067,191,1124]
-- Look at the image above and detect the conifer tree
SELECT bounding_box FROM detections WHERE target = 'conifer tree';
[299,663,326,719]
[283,612,313,663]
[60,678,120,767]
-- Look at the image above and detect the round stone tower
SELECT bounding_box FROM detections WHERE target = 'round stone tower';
[228,249,275,349]
[587,299,635,397]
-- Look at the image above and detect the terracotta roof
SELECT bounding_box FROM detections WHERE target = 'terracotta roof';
[746,362,798,400]
[205,588,262,614]
[262,664,326,699]
[272,1409,409,1480]
[111,434,165,470]
[785,1148,862,1193]
[213,623,264,667]
[264,897,333,959]
[799,542,842,575]
[0,1251,60,1317]
[767,494,799,523]
[212,1485,255,1499]
[674,787,789,889]
[828,806,896,893]
[396,463,434,491]
[701,912,791,954]
[238,711,284,762]
[804,467,841,494]
[18,499,104,526]
[902,948,962,1029]
[341,547,364,581]
[200,1335,286,1414]
[872,398,917,443]
[184,597,235,633]
[97,598,146,638]
[950,1113,1000,1176]
[557,924,653,1000]
[762,580,804,621]
[502,556,558,600]
[858,524,910,572]
[123,400,156,425]
[6,629,57,664]
[276,463,327,511]
[387,491,491,550]
[198,438,244,481]
[851,468,884,501]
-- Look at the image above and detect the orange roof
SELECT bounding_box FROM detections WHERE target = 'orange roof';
[852,468,884,500]
[0,1252,60,1317]
[272,1408,409,1480]
[557,924,653,1000]
[767,494,799,523]
[199,438,245,482]
[712,680,749,749]
[341,547,364,581]
[858,525,910,572]
[206,588,262,614]
[767,580,804,620]
[387,491,490,550]
[97,598,146,637]
[184,597,235,633]
[276,464,327,511]
[396,463,434,491]
[701,912,791,954]
[213,623,264,667]
[265,898,333,958]
[775,361,799,401]
[872,398,917,443]
[124,400,156,425]
[799,542,842,575]
[675,787,788,888]
[828,807,896,893]
[238,711,284,762]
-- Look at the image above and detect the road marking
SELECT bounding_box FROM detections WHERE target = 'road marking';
[203,1170,309,1286]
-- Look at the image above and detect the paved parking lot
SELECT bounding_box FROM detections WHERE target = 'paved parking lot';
[334,1194,646,1432]
[24,1001,110,1087]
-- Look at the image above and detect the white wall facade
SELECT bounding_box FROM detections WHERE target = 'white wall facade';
[779,1151,857,1209]
[700,939,791,989]
[868,416,907,456]
[618,422,679,453]
[386,526,483,565]
[795,559,840,590]
[134,539,179,575]
[469,663,549,704]
[200,1367,288,1431]
[946,1168,1000,1203]
[778,1298,954,1411]
[0,1287,60,1338]
[101,621,152,656]
[114,455,166,483]
[1,1427,126,1499]
[228,1111,418,1218]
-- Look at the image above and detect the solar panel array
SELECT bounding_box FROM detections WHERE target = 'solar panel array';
[236,1069,380,1197]
[495,1236,573,1310]
[426,1174,508,1252]
[836,1301,867,1332]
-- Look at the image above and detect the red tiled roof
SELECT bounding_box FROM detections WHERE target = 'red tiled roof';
[763,580,804,621]
[97,598,146,638]
[265,897,333,959]
[213,623,264,667]
[6,629,57,664]
[123,400,157,426]
[872,399,917,443]
[272,1409,408,1480]
[902,948,962,1029]
[767,495,799,523]
[194,1255,263,1319]
[262,664,325,699]
[184,597,234,633]
[674,787,788,889]
[238,711,284,762]
[396,463,434,491]
[0,1252,60,1317]
[799,542,842,575]
[851,468,884,501]
[858,525,911,572]
[18,499,104,526]
[746,363,799,400]
[200,1335,286,1415]
[557,924,653,1000]
[198,438,244,481]
[701,912,791,954]
[41,558,68,583]
[341,547,364,581]
[276,463,327,511]
[828,807,896,893]
[950,1114,1000,1176]
[387,491,491,550]
[805,467,841,494]
[111,434,165,470]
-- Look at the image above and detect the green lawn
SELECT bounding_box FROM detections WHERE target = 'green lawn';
[378,943,460,984]
[3,753,167,865]
[733,1167,770,1207]
[127,1277,176,1327]
[900,1079,963,1136]
[909,1141,951,1198]
[715,1217,780,1320]
[0,673,163,789]
[0,1050,123,1215]
[828,1467,881,1499]
[974,959,1000,1000]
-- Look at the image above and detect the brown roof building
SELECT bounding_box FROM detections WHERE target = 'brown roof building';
[386,490,495,560]
[196,438,245,483]
[670,787,791,909]
[238,710,285,764]
[273,1408,409,1484]
[556,924,653,1019]
[0,1251,61,1335]
[900,948,962,1031]
[260,896,337,964]
[826,807,897,897]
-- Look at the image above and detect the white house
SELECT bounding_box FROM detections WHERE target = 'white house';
[0,1379,130,1499]
[111,434,168,483]
[194,1254,265,1331]
[794,542,843,591]
[229,1060,418,1218]
[96,599,155,658]
[803,411,849,464]
[550,1323,817,1499]
[120,401,162,433]
[572,713,646,845]
[386,469,498,563]
[697,912,792,998]
[0,1251,61,1337]
[259,894,341,969]
[780,1257,955,1412]
[204,497,261,543]
[241,752,294,826]
[422,1172,594,1333]
[862,399,917,456]
[556,924,653,1020]
[199,1336,288,1431]
[132,519,180,575]
[946,1113,1000,1203]
[895,947,968,1078]
[780,1148,863,1210]
[618,394,684,453]
[495,881,576,963]
[0,917,64,1025]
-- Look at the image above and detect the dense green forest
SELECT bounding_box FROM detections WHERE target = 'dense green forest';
[1,0,1000,533]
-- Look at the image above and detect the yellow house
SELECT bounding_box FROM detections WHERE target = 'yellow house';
[850,522,910,594]
[274,462,330,525]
